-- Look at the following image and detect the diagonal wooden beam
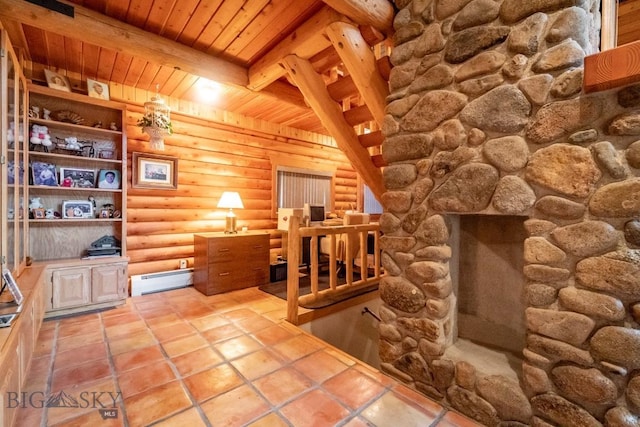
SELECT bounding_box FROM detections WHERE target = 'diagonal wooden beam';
[322,0,395,35]
[0,0,248,87]
[325,21,389,127]
[281,54,385,200]
[247,6,345,91]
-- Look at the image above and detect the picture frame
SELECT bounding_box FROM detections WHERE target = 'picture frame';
[44,69,71,93]
[62,200,94,219]
[132,152,178,189]
[87,78,109,100]
[31,161,58,186]
[100,209,111,218]
[2,268,23,306]
[59,167,96,188]
[33,208,45,219]
[97,169,121,189]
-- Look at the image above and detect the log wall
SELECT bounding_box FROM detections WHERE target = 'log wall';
[122,100,357,277]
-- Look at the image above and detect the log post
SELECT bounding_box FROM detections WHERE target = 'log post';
[286,215,301,324]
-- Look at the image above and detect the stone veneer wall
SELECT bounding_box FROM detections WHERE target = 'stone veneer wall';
[378,0,640,425]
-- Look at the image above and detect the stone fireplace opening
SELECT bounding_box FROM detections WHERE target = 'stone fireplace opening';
[446,215,527,380]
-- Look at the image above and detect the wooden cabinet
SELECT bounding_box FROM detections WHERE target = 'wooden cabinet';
[51,266,91,309]
[1,24,29,276]
[24,81,129,317]
[44,259,127,317]
[194,232,269,295]
[0,267,45,427]
[27,84,127,262]
[92,264,127,303]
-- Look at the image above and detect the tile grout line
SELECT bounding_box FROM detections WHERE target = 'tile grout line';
[99,310,130,427]
[40,321,59,427]
[135,295,213,427]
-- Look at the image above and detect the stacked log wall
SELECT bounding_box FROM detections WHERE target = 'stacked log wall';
[123,104,356,277]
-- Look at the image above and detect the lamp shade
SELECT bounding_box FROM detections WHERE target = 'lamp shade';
[217,192,244,209]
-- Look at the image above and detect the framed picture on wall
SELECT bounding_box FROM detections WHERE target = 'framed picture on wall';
[132,152,178,189]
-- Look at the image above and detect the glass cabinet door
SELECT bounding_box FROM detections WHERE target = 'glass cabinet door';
[6,47,16,270]
[17,66,27,272]
[1,27,27,275]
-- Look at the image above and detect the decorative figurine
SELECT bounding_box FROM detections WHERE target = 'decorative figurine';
[42,108,51,120]
[28,106,39,119]
[109,122,118,131]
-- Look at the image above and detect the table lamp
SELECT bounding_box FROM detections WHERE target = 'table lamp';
[218,191,244,234]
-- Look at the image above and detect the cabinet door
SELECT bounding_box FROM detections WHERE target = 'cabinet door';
[52,267,91,309]
[92,264,125,303]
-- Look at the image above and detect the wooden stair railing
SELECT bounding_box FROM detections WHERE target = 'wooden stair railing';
[285,215,383,324]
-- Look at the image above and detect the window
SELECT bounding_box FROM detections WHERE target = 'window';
[363,184,383,214]
[276,167,332,210]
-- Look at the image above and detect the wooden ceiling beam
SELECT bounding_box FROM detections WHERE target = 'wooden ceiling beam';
[322,0,395,35]
[325,21,389,126]
[247,6,345,91]
[261,80,308,109]
[281,54,385,200]
[0,0,248,87]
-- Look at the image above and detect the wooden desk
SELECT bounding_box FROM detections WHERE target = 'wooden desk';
[193,232,270,295]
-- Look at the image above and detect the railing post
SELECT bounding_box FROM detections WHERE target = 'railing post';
[359,228,367,279]
[310,234,319,295]
[286,215,300,324]
[374,229,381,278]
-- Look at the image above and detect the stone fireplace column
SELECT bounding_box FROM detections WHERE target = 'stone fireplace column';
[379,0,640,425]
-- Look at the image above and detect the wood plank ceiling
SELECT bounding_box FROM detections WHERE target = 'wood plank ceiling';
[2,0,636,199]
[3,0,329,132]
[0,0,397,199]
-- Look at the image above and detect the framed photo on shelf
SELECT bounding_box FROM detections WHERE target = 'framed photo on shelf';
[44,69,71,93]
[33,208,45,219]
[59,167,96,188]
[2,267,23,306]
[62,200,94,219]
[87,78,109,100]
[97,169,121,189]
[132,152,178,190]
[31,161,58,186]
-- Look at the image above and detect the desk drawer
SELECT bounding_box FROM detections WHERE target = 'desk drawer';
[208,235,268,264]
[193,232,270,296]
[207,263,268,294]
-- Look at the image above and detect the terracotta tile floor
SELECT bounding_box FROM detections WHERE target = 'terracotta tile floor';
[18,286,482,426]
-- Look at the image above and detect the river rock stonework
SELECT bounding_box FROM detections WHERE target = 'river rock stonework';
[383,0,639,425]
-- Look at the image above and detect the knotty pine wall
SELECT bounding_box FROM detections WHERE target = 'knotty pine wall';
[124,104,358,277]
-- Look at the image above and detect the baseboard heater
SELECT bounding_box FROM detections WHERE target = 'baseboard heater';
[131,268,194,296]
